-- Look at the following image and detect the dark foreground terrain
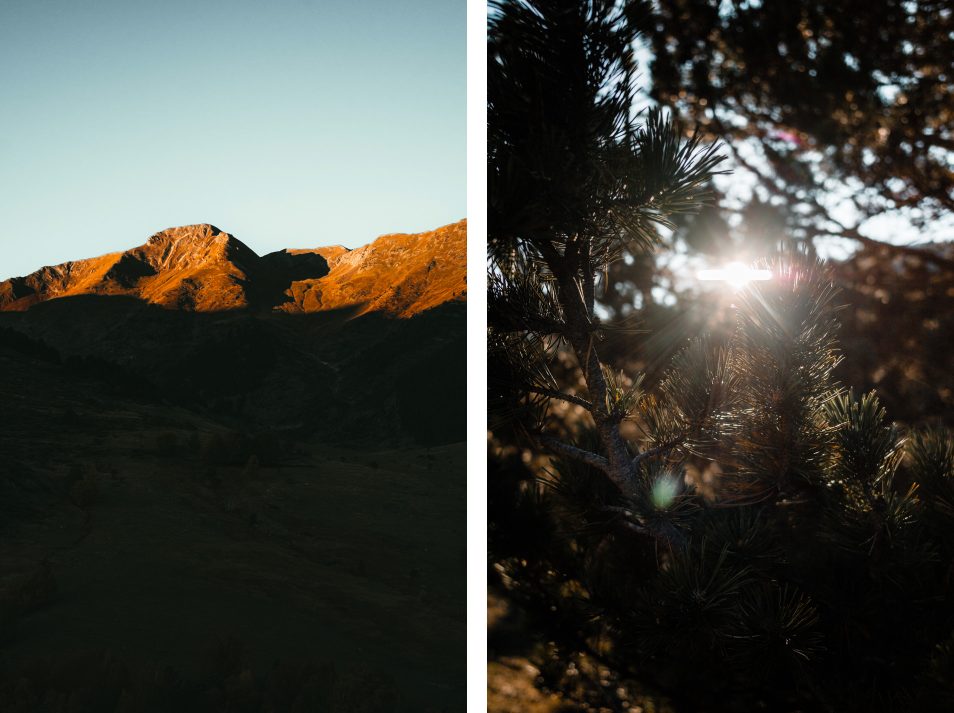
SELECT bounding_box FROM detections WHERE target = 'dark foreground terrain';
[0,322,464,712]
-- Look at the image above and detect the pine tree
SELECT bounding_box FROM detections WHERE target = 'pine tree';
[489,0,725,498]
[488,1,954,711]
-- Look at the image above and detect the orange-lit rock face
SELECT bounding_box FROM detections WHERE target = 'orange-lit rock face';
[0,224,255,312]
[280,220,467,317]
[0,220,466,317]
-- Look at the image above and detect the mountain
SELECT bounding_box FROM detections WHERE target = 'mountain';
[280,221,467,317]
[0,224,261,312]
[0,220,467,446]
[0,221,467,709]
[0,220,467,317]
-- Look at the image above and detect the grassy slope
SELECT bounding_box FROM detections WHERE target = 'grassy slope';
[0,347,464,710]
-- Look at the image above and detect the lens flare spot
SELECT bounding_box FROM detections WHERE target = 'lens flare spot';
[651,475,679,509]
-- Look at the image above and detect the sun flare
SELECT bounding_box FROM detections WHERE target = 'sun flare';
[696,261,773,289]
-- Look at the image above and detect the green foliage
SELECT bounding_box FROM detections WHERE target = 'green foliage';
[631,543,754,666]
[601,367,645,420]
[488,0,725,319]
[589,3,954,440]
[729,582,822,682]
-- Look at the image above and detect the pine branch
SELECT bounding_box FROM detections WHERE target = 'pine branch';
[526,387,594,411]
[712,113,954,272]
[540,435,610,474]
[601,505,652,535]
[571,326,638,490]
[488,310,568,336]
[631,433,686,469]
[817,221,954,272]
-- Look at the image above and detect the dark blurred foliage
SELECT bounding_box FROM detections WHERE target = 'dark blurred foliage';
[832,243,954,425]
[642,0,953,238]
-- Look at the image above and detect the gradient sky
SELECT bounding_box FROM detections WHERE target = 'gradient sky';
[0,0,464,279]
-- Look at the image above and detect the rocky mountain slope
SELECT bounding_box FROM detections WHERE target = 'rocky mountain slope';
[0,220,466,317]
[280,221,467,317]
[0,220,467,445]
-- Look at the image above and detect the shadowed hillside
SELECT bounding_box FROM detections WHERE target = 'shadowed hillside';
[0,220,466,711]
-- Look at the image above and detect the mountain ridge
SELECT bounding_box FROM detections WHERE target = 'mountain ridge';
[0,220,466,317]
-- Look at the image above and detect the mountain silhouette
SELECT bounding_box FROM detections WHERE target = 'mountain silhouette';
[0,220,466,317]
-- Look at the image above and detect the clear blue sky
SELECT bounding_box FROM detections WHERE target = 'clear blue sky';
[0,0,465,279]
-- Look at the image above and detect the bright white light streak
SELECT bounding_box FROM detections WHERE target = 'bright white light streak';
[697,261,773,289]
